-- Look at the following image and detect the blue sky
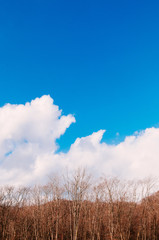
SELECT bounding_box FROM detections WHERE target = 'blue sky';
[1,0,159,151]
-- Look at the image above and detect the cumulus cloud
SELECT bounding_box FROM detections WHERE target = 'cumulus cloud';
[0,95,159,186]
[0,95,75,185]
[63,128,159,179]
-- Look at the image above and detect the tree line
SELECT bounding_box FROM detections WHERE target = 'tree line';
[0,168,159,240]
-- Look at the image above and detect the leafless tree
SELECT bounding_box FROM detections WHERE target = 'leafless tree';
[64,167,91,240]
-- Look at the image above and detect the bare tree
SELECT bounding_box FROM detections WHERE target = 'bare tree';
[46,174,64,240]
[64,167,91,240]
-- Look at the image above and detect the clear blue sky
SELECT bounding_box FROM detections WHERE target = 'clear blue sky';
[1,0,159,150]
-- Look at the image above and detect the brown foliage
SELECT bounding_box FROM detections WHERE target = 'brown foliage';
[0,171,159,240]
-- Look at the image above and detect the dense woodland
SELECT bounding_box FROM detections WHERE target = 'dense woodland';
[0,168,159,240]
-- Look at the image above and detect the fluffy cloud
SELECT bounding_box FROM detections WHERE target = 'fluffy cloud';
[0,95,75,185]
[63,128,159,179]
[0,95,159,186]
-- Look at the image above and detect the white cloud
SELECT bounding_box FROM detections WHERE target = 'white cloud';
[63,127,159,180]
[0,95,75,185]
[0,95,159,186]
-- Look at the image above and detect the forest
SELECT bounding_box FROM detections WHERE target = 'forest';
[0,168,159,240]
